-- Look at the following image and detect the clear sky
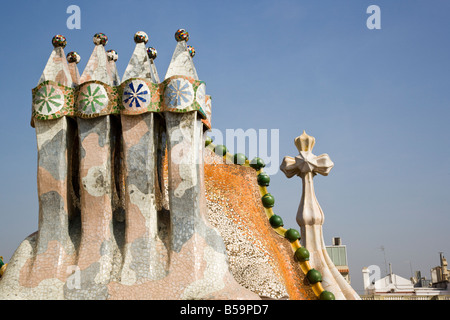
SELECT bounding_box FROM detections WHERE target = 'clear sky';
[0,0,449,295]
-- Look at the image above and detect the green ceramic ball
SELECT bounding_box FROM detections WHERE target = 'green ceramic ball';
[261,193,275,208]
[285,228,300,242]
[250,157,265,170]
[205,136,212,146]
[214,145,227,156]
[307,269,323,284]
[233,153,247,165]
[294,247,310,262]
[257,172,271,186]
[320,290,335,300]
[269,215,284,228]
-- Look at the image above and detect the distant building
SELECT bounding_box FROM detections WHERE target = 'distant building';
[326,237,351,284]
[411,270,431,288]
[361,253,450,300]
[429,252,449,289]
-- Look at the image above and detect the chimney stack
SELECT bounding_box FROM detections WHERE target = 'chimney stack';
[333,237,341,246]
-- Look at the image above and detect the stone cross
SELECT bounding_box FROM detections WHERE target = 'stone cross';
[280,131,360,300]
[280,131,333,227]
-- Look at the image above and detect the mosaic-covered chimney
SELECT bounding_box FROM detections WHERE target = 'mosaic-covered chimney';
[0,30,256,300]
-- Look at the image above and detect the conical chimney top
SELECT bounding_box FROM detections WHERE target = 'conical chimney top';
[106,49,120,86]
[37,34,73,87]
[66,51,81,86]
[122,31,158,83]
[79,33,113,85]
[164,29,198,80]
[147,47,160,83]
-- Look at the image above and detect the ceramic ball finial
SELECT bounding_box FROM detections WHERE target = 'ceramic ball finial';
[175,28,189,42]
[66,51,81,64]
[147,47,157,60]
[52,35,67,48]
[106,49,118,62]
[134,31,149,44]
[187,45,195,58]
[93,33,108,46]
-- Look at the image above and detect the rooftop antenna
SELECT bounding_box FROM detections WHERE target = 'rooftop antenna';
[379,245,388,277]
[405,260,413,279]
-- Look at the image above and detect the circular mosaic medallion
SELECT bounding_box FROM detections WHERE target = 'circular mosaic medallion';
[122,79,151,110]
[195,83,206,110]
[77,83,108,115]
[164,78,194,110]
[33,84,65,116]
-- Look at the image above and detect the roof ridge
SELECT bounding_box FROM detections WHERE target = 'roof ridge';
[204,140,335,300]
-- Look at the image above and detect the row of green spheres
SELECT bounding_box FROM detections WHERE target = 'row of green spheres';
[207,140,267,171]
[204,138,334,300]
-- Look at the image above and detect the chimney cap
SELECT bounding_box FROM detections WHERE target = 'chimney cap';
[175,28,189,42]
[147,47,157,60]
[67,51,81,64]
[106,49,118,62]
[93,33,108,46]
[187,45,195,58]
[134,31,149,44]
[332,237,342,246]
[52,35,67,48]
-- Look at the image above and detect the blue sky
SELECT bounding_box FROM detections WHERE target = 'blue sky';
[0,0,449,294]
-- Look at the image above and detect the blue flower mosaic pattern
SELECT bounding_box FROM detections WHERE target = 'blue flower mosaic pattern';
[122,80,151,109]
[77,84,108,115]
[164,78,194,110]
[33,85,64,115]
